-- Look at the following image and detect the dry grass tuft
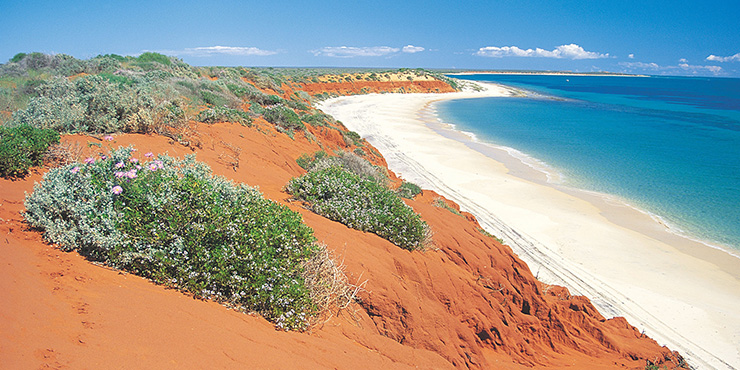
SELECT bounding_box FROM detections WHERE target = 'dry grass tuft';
[43,141,83,168]
[302,244,365,327]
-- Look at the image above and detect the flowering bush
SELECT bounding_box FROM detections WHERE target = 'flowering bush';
[25,147,320,330]
[285,166,430,251]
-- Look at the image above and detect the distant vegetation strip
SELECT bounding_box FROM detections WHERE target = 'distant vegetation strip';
[0,52,459,139]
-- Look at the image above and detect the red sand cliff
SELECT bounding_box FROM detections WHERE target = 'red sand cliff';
[0,80,684,369]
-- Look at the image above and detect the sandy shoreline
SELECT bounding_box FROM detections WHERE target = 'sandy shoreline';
[318,82,740,370]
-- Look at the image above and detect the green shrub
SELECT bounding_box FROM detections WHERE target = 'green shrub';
[302,150,387,185]
[241,69,285,92]
[200,90,227,106]
[296,150,327,170]
[197,106,252,126]
[397,181,422,199]
[300,111,332,126]
[287,99,308,111]
[342,130,362,146]
[0,125,59,177]
[24,147,324,330]
[99,73,136,86]
[227,82,284,106]
[264,105,304,131]
[285,166,429,250]
[135,52,172,66]
[10,53,27,63]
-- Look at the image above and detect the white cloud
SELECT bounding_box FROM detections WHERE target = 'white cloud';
[402,45,425,53]
[628,54,635,59]
[311,46,400,58]
[619,61,723,75]
[475,44,609,59]
[679,63,723,74]
[619,61,661,70]
[706,53,740,62]
[679,58,688,63]
[147,46,278,57]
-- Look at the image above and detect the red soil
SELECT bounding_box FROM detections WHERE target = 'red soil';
[1,82,683,369]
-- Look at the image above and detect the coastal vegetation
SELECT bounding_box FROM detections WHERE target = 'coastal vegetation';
[287,151,429,250]
[0,52,456,146]
[396,181,422,199]
[0,124,59,177]
[0,52,445,329]
[0,52,690,369]
[23,146,352,330]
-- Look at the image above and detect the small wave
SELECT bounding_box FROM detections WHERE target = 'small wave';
[500,146,566,184]
[573,188,740,260]
[426,102,566,184]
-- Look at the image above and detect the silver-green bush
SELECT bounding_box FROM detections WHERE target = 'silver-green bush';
[25,147,330,330]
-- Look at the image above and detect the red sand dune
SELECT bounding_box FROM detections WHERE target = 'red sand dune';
[1,82,684,369]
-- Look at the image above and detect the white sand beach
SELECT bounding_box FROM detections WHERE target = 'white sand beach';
[318,82,740,370]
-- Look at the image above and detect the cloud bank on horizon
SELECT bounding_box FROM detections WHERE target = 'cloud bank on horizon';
[620,61,723,74]
[310,45,426,58]
[475,44,609,60]
[139,43,735,76]
[132,43,736,77]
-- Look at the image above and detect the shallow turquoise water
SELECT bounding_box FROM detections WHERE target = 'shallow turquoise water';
[440,74,740,251]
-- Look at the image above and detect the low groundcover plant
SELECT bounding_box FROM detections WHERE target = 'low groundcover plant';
[24,146,345,330]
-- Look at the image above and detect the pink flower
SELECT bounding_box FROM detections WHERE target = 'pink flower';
[114,171,125,178]
[100,155,108,160]
[126,169,137,179]
[144,152,154,158]
[115,161,125,168]
[103,135,114,141]
[84,157,95,164]
[136,165,142,170]
[130,158,139,163]
[148,162,158,171]
[70,166,81,174]
[154,160,164,169]
[111,186,123,195]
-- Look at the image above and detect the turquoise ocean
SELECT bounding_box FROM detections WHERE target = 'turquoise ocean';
[439,74,740,253]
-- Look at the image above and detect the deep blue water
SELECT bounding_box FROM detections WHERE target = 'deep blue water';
[440,74,740,251]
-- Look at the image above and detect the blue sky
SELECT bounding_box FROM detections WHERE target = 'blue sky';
[1,0,739,77]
